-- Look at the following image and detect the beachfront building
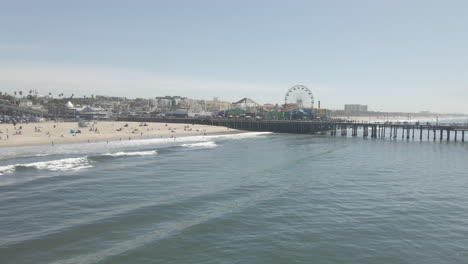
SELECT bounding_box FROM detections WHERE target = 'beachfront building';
[206,98,232,112]
[154,98,172,112]
[153,96,206,115]
[66,104,112,120]
[18,100,33,108]
[177,98,206,113]
[344,104,368,114]
[154,96,187,111]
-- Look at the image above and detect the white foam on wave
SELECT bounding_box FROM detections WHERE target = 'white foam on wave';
[181,141,218,149]
[0,150,158,175]
[0,165,16,175]
[0,157,92,175]
[102,150,157,157]
[0,132,272,175]
[34,153,52,157]
[23,157,92,171]
[108,131,272,148]
[206,131,272,140]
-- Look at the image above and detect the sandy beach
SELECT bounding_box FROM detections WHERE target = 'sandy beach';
[0,121,240,148]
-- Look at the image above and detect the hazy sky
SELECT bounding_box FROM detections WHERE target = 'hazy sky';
[1,0,467,113]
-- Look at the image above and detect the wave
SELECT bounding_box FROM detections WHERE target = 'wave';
[0,150,157,176]
[0,165,15,175]
[181,141,218,149]
[101,150,157,157]
[0,157,92,175]
[207,131,272,140]
[0,132,272,176]
[102,131,272,148]
[34,153,53,157]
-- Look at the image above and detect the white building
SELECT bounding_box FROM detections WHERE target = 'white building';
[69,105,112,120]
[19,100,33,108]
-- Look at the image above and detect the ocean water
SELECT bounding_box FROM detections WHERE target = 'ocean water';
[0,130,467,264]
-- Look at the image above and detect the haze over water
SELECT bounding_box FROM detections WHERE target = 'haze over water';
[0,127,467,264]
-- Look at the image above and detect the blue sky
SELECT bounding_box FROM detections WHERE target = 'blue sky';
[1,0,467,113]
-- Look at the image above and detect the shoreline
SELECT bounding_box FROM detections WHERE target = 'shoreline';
[0,121,242,148]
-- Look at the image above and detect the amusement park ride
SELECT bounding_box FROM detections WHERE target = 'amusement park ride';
[283,85,315,119]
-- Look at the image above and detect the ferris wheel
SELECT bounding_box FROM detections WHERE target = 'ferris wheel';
[284,85,314,109]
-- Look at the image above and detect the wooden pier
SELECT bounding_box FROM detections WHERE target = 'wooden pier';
[120,117,468,143]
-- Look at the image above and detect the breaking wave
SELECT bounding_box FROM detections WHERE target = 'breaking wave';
[0,132,272,176]
[181,141,218,149]
[0,157,92,175]
[206,132,272,140]
[106,132,272,148]
[101,150,157,157]
[0,165,15,175]
[0,150,157,175]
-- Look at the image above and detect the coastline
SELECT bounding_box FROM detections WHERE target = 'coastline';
[0,121,242,148]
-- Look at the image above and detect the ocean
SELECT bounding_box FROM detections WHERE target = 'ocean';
[0,128,467,264]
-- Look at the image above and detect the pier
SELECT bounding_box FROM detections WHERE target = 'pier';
[120,117,468,143]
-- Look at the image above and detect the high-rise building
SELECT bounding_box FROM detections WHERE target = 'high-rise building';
[344,104,368,114]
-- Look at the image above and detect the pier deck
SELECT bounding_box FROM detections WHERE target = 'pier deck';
[120,117,468,142]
